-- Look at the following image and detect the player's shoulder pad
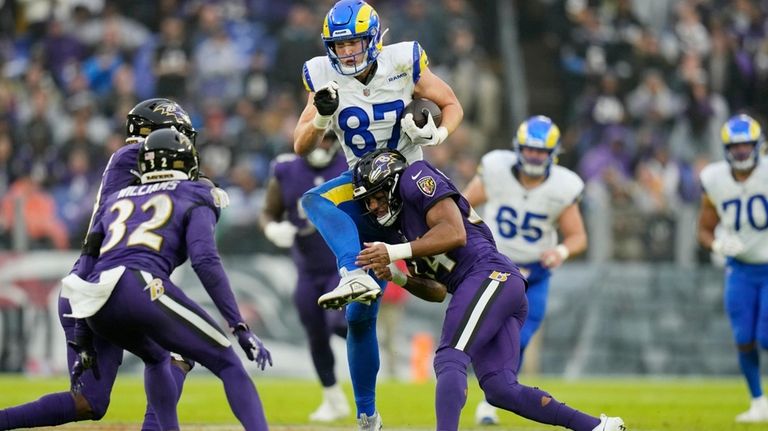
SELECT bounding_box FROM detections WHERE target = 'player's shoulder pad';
[384,41,429,84]
[178,180,221,216]
[550,165,585,195]
[699,160,728,186]
[401,160,448,199]
[111,142,141,166]
[302,56,334,93]
[480,150,515,176]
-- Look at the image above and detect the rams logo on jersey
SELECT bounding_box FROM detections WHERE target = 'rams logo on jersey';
[417,176,436,197]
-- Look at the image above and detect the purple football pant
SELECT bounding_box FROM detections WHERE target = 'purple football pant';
[0,297,124,430]
[86,270,268,431]
[434,270,600,431]
[293,269,346,387]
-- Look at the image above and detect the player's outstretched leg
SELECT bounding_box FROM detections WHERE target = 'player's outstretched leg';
[346,298,382,424]
[301,179,381,310]
[480,369,625,431]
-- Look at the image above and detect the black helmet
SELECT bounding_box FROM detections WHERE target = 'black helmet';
[352,149,408,226]
[126,98,197,144]
[138,128,199,183]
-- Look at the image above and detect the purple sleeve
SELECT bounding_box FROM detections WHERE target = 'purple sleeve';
[186,205,243,329]
[70,205,108,278]
[401,163,457,213]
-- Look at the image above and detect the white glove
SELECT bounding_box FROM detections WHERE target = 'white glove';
[400,112,448,147]
[264,221,297,248]
[210,187,230,209]
[711,234,745,257]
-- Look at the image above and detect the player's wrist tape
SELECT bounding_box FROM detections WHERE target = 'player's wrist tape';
[435,126,449,145]
[555,244,570,261]
[385,243,413,262]
[312,113,332,130]
[387,263,408,286]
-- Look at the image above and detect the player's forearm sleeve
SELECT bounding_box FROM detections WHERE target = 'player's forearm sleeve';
[186,207,243,328]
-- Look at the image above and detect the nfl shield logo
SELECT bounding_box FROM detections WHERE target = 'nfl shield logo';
[363,88,370,96]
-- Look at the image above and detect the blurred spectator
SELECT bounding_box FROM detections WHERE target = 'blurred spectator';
[441,23,501,140]
[153,16,192,101]
[50,147,99,245]
[0,132,13,196]
[269,4,321,94]
[668,74,728,163]
[41,20,87,89]
[193,26,246,105]
[0,169,69,250]
[80,22,125,97]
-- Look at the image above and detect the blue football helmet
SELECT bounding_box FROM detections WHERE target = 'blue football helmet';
[322,0,383,76]
[514,115,561,177]
[721,114,764,171]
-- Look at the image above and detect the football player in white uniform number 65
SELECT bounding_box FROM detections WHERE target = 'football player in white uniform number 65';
[463,115,588,426]
[698,114,768,423]
[291,0,463,429]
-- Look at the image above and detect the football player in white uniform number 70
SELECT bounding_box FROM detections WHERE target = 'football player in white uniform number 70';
[463,115,588,426]
[698,114,768,423]
[291,0,463,429]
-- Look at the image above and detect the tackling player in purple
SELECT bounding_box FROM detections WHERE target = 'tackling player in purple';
[61,129,271,430]
[259,134,351,422]
[0,99,215,430]
[352,149,625,431]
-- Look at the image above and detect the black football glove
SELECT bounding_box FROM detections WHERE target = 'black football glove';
[313,81,340,116]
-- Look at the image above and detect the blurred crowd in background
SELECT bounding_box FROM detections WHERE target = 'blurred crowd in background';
[0,0,767,262]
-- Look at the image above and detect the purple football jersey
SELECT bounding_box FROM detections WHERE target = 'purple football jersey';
[273,153,347,272]
[91,180,220,278]
[398,161,518,292]
[70,143,141,277]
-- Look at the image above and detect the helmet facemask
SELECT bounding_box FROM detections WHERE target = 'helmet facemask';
[306,133,339,168]
[721,114,764,172]
[725,141,760,172]
[352,149,408,226]
[515,145,558,177]
[359,175,403,227]
[513,115,561,177]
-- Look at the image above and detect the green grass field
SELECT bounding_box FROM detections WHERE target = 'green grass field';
[0,375,762,430]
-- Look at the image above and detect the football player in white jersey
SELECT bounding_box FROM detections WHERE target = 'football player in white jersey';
[291,1,462,429]
[698,114,768,423]
[463,116,587,425]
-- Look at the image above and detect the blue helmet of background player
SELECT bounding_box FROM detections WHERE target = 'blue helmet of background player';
[322,0,383,76]
[126,98,198,145]
[138,128,199,183]
[352,148,408,227]
[513,115,561,177]
[721,114,764,172]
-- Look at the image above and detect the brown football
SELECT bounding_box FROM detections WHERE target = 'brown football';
[402,98,442,128]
